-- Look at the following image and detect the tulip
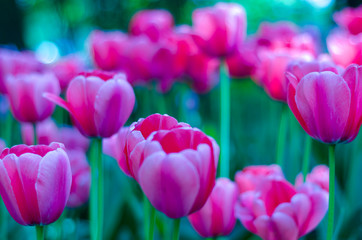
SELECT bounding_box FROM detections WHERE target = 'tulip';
[234,164,284,193]
[286,64,362,143]
[295,165,329,192]
[6,72,60,123]
[51,55,85,91]
[334,5,362,35]
[129,9,174,42]
[67,150,91,208]
[122,114,189,179]
[0,142,72,225]
[21,118,58,145]
[192,2,246,57]
[138,126,219,219]
[89,30,128,71]
[103,126,129,170]
[188,178,238,238]
[327,30,362,67]
[235,178,328,240]
[58,126,90,151]
[44,70,135,138]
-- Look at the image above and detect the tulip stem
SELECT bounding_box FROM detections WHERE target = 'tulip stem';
[302,136,312,182]
[90,138,104,240]
[36,225,44,240]
[148,203,156,240]
[33,123,37,145]
[276,105,288,167]
[220,60,230,178]
[172,218,181,240]
[327,144,336,240]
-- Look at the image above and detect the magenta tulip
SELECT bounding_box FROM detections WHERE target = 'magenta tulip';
[234,165,284,193]
[334,5,362,35]
[129,9,174,42]
[6,72,60,123]
[66,150,91,208]
[235,178,328,240]
[21,118,58,145]
[44,71,135,138]
[138,127,219,218]
[286,64,362,143]
[192,2,246,57]
[89,30,128,71]
[122,114,189,179]
[0,142,72,225]
[295,165,329,192]
[188,178,238,238]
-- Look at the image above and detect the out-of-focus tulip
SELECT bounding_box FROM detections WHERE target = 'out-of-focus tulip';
[129,9,174,42]
[0,139,5,151]
[122,114,189,179]
[6,72,60,123]
[192,2,246,57]
[295,165,329,192]
[286,64,362,143]
[0,49,44,94]
[21,118,58,145]
[234,164,284,193]
[138,127,219,218]
[327,30,362,67]
[235,178,328,240]
[58,126,90,151]
[44,71,135,138]
[0,143,72,225]
[334,5,362,35]
[67,150,91,208]
[89,30,128,71]
[103,127,129,168]
[188,178,238,238]
[51,55,85,91]
[253,49,313,102]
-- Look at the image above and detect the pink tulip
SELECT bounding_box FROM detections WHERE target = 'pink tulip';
[21,118,58,145]
[89,30,128,71]
[295,165,329,192]
[51,55,85,91]
[6,72,60,123]
[138,127,219,218]
[44,71,135,138]
[327,30,362,67]
[235,178,328,240]
[286,64,362,143]
[334,5,362,35]
[192,2,246,57]
[121,114,189,179]
[58,126,90,151]
[66,150,91,208]
[188,178,238,237]
[0,49,44,94]
[0,142,72,225]
[129,9,174,42]
[103,126,129,168]
[234,165,284,193]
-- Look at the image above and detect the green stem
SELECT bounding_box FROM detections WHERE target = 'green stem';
[172,218,181,240]
[36,225,44,240]
[220,61,230,178]
[302,136,312,182]
[143,196,150,240]
[90,138,104,240]
[0,196,7,240]
[33,123,37,145]
[327,144,336,240]
[148,204,156,240]
[276,105,288,167]
[4,111,12,145]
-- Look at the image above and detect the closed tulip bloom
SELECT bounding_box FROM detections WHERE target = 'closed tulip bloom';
[129,9,174,42]
[295,165,329,192]
[188,178,238,238]
[235,178,328,240]
[192,2,246,57]
[287,64,362,143]
[21,118,58,145]
[0,142,72,225]
[67,150,91,208]
[44,71,135,138]
[235,165,284,193]
[122,114,189,179]
[334,5,362,35]
[139,127,219,218]
[89,30,128,71]
[6,72,60,123]
[327,30,362,67]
